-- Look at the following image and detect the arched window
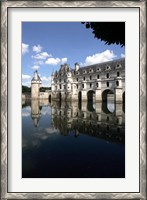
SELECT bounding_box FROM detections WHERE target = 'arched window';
[107,82,109,87]
[90,83,92,88]
[106,73,109,78]
[116,80,119,86]
[97,74,99,79]
[117,71,120,77]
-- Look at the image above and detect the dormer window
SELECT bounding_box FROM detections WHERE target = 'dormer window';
[83,70,86,74]
[105,65,111,71]
[89,68,93,73]
[116,64,122,68]
[97,68,101,72]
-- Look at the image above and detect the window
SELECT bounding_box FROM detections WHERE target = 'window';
[77,84,78,89]
[64,85,66,89]
[107,82,109,87]
[83,77,85,81]
[105,65,111,71]
[106,73,109,78]
[117,71,120,77]
[82,84,84,88]
[97,74,99,79]
[96,83,99,88]
[90,76,92,80]
[90,83,92,88]
[60,85,62,89]
[116,80,119,86]
[77,78,78,81]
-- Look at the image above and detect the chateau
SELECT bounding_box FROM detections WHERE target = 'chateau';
[31,58,125,103]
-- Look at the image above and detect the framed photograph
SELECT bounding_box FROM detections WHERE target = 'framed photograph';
[1,0,146,199]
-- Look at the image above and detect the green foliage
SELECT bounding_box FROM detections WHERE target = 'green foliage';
[22,85,31,93]
[81,22,125,47]
[40,87,51,92]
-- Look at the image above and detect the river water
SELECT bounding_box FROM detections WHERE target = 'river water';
[22,99,125,178]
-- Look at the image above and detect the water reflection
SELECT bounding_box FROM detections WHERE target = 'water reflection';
[22,99,125,178]
[51,101,125,143]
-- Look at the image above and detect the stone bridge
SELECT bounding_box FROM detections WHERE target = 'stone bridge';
[51,58,125,103]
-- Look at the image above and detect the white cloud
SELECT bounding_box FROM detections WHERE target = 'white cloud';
[32,65,40,70]
[22,43,29,55]
[83,50,117,66]
[32,52,51,60]
[22,81,31,87]
[45,58,60,65]
[41,76,51,81]
[34,60,44,65]
[45,57,68,65]
[61,57,67,63]
[40,76,51,87]
[32,45,42,53]
[22,74,31,80]
[121,53,125,58]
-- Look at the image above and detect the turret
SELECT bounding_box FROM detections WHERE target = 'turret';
[31,70,42,99]
[75,62,80,71]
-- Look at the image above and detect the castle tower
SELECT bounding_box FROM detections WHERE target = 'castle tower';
[31,70,42,99]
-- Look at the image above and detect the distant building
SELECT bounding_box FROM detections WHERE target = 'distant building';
[51,58,125,103]
[30,58,125,102]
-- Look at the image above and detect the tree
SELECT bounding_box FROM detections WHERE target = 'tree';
[40,87,51,92]
[22,85,31,93]
[81,22,125,47]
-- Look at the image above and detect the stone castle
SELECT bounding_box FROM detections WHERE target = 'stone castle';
[31,58,125,103]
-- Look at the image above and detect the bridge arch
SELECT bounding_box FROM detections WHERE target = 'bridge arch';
[78,91,82,102]
[87,90,95,102]
[49,94,51,103]
[59,92,62,101]
[102,101,114,114]
[102,89,114,102]
[123,92,125,103]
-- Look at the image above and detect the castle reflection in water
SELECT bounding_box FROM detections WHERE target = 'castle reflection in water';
[22,99,125,144]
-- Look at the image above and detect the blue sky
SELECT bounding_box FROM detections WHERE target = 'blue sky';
[22,22,125,87]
